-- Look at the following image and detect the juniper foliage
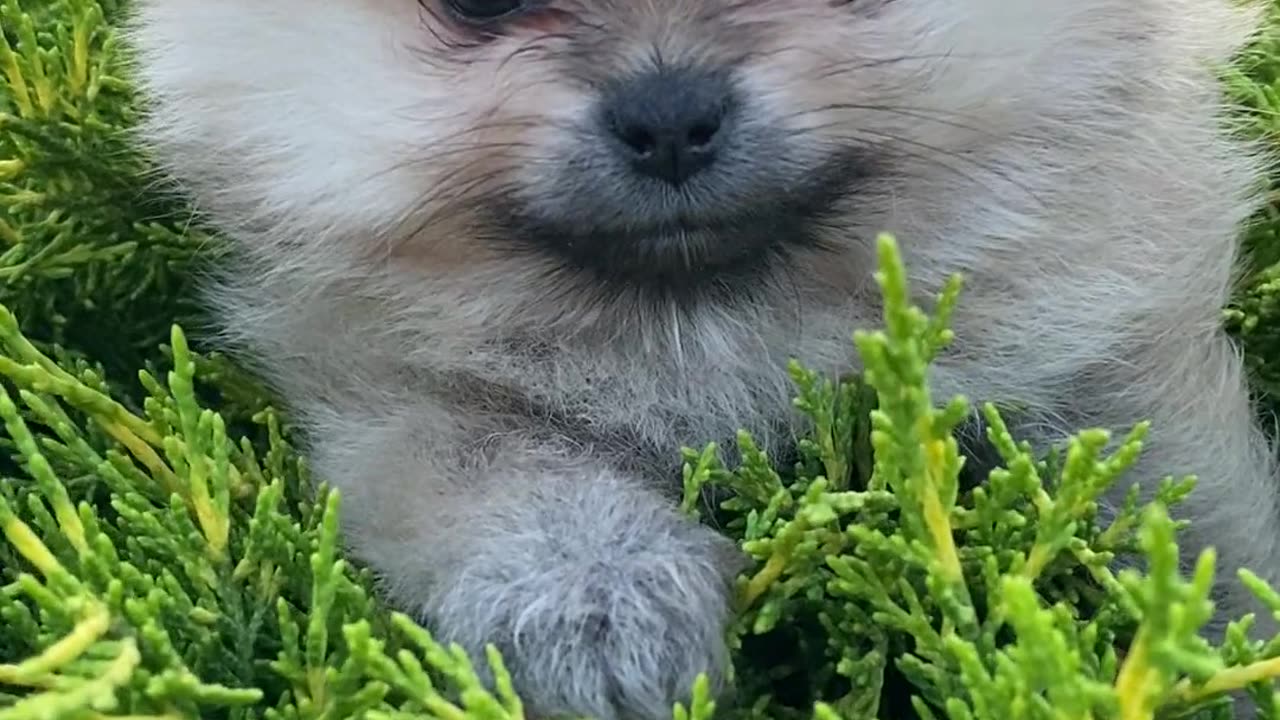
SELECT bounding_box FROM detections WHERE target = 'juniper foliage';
[4,1,1280,719]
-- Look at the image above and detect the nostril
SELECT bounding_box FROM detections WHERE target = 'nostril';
[615,120,657,158]
[687,116,721,149]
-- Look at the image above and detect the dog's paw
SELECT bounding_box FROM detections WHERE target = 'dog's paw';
[426,473,743,720]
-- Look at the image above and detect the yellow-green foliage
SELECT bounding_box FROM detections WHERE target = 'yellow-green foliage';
[5,1,1280,719]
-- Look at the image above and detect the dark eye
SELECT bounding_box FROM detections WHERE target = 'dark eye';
[445,0,525,21]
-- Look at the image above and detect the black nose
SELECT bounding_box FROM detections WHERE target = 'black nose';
[601,68,734,186]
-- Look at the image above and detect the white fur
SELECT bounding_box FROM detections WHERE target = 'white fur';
[124,1,1279,716]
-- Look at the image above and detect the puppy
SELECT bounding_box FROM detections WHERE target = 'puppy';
[126,1,1279,717]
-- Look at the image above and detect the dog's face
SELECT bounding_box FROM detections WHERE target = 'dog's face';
[129,0,1193,304]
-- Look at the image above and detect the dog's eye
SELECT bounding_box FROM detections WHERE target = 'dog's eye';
[446,0,525,21]
[834,0,895,13]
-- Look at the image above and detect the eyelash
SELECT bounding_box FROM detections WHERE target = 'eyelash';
[423,0,893,46]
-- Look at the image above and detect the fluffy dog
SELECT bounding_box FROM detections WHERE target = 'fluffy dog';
[127,1,1278,717]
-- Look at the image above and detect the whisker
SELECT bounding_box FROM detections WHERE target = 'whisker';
[818,129,1046,208]
[777,102,1024,143]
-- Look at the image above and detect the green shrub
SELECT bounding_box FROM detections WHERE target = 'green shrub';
[5,1,1280,718]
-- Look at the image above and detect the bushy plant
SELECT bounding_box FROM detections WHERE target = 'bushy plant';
[5,1,1280,719]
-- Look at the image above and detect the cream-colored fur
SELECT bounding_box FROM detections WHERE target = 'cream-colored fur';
[125,1,1278,717]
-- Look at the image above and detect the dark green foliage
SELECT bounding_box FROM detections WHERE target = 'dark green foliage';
[1223,0,1280,403]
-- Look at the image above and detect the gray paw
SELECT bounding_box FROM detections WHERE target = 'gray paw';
[426,475,744,720]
